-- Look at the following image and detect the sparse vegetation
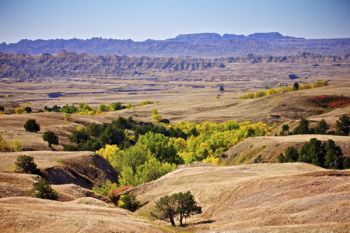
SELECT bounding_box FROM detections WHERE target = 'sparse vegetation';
[92,180,117,196]
[32,177,58,200]
[154,191,202,227]
[24,119,40,132]
[240,80,328,99]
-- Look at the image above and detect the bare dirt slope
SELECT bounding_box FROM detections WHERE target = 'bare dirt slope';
[131,163,350,232]
[222,135,350,165]
[0,151,118,189]
[0,197,164,233]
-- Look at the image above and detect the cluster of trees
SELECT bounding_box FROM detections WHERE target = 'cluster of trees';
[43,102,128,115]
[281,115,350,136]
[240,80,328,99]
[14,155,57,200]
[91,119,269,186]
[154,191,202,226]
[64,117,186,151]
[278,138,350,169]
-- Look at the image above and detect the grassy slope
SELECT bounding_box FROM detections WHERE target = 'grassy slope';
[131,163,350,232]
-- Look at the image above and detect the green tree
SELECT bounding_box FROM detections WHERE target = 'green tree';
[24,119,40,132]
[154,194,177,226]
[32,177,57,200]
[343,157,350,169]
[314,119,329,134]
[293,82,299,91]
[15,155,39,174]
[118,194,140,211]
[43,131,59,149]
[336,115,350,136]
[284,146,299,162]
[173,191,202,226]
[137,132,181,164]
[154,191,202,227]
[324,139,343,169]
[298,138,325,167]
[293,117,310,134]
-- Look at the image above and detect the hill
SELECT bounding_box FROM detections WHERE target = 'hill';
[130,163,350,232]
[1,32,350,57]
[221,135,350,165]
[0,197,163,233]
[0,151,118,189]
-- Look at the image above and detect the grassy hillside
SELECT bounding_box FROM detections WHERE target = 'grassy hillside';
[130,163,350,232]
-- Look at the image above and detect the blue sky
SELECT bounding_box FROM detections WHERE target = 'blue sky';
[0,0,350,43]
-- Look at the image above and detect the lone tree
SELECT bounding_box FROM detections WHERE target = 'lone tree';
[281,124,289,136]
[15,155,39,174]
[32,177,57,200]
[43,131,59,149]
[24,119,40,133]
[154,191,202,227]
[336,115,350,136]
[293,82,299,91]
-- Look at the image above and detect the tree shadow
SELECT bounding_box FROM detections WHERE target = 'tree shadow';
[182,219,215,227]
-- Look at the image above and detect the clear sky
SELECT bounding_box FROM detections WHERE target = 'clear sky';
[0,0,350,43]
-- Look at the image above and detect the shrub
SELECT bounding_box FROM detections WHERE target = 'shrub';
[152,109,162,122]
[24,119,40,132]
[281,124,289,136]
[15,107,25,114]
[15,155,39,174]
[154,191,202,227]
[32,177,57,200]
[0,106,4,112]
[24,106,32,113]
[11,140,22,152]
[92,180,117,196]
[43,131,59,149]
[118,194,140,211]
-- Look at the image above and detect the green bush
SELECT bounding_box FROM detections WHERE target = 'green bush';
[15,155,39,174]
[32,177,58,200]
[43,131,59,148]
[24,119,40,133]
[118,194,140,211]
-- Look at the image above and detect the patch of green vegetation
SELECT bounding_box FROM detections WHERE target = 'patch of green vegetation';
[240,80,328,99]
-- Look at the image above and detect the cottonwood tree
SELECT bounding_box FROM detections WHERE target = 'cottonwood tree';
[154,191,202,227]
